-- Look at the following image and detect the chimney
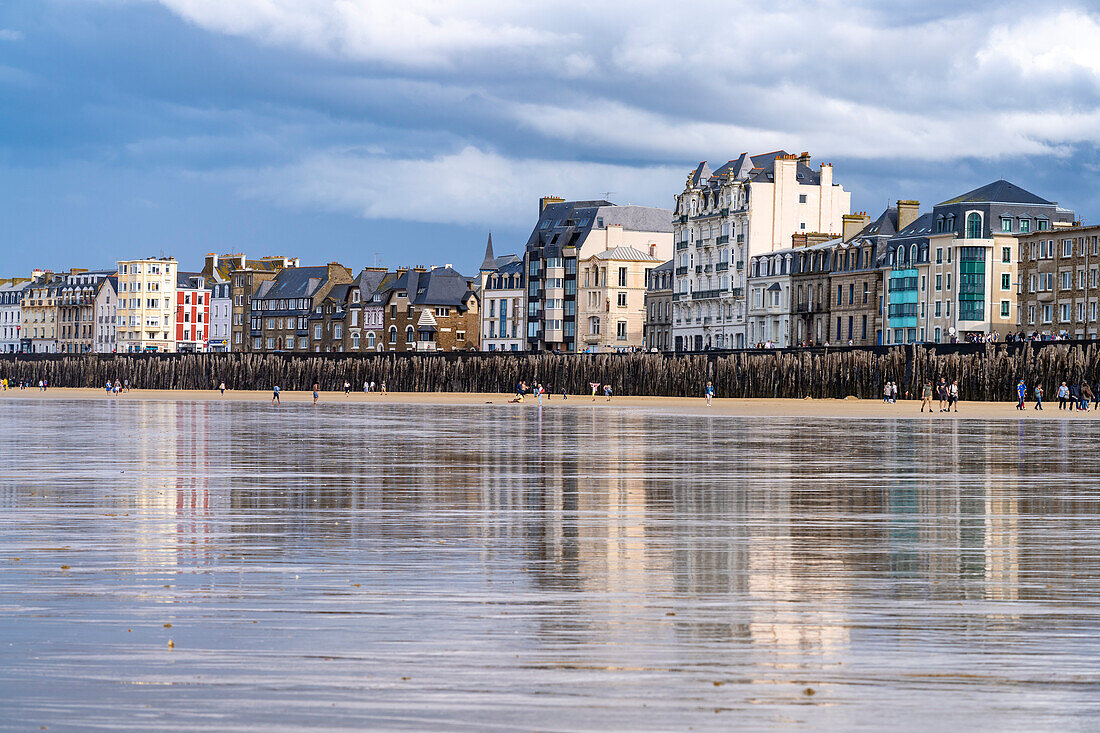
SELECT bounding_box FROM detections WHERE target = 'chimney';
[896,200,920,232]
[649,243,656,257]
[797,151,811,166]
[791,233,808,249]
[204,253,218,274]
[540,195,564,215]
[842,212,871,242]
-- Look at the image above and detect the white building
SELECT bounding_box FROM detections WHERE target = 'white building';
[478,234,526,352]
[208,280,231,352]
[0,278,29,353]
[747,248,794,347]
[671,151,850,351]
[117,257,178,353]
[94,276,118,353]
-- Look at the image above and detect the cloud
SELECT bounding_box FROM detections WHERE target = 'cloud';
[226,145,680,227]
[0,28,24,41]
[978,9,1100,77]
[155,0,566,68]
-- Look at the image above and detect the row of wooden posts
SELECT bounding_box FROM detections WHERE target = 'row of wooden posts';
[2,344,1099,400]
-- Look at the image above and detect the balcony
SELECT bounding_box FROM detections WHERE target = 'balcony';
[735,260,744,270]
[677,214,687,224]
[672,292,688,301]
[731,287,744,297]
[676,241,689,252]
[695,266,703,274]
[737,235,744,243]
[694,289,722,300]
[675,266,689,276]
[716,262,729,272]
[720,208,729,217]
[716,235,729,245]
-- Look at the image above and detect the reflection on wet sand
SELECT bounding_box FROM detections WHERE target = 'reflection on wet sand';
[2,400,1100,730]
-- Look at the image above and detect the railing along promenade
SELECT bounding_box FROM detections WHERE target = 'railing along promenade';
[2,340,1099,400]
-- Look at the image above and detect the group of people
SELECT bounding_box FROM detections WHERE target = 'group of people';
[1019,380,1098,411]
[2,379,49,390]
[510,380,563,405]
[104,379,129,394]
[919,378,960,413]
[270,380,389,405]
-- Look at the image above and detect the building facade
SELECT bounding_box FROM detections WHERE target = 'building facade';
[250,263,352,352]
[208,281,232,352]
[672,151,851,350]
[93,277,118,353]
[21,271,62,353]
[117,258,178,353]
[58,270,114,354]
[578,246,661,351]
[478,234,525,352]
[381,267,479,352]
[789,234,840,345]
[207,254,300,353]
[644,260,673,351]
[175,273,210,353]
[524,198,672,352]
[0,278,29,353]
[1017,226,1100,338]
[747,248,793,347]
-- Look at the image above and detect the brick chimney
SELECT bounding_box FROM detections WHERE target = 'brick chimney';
[540,195,564,215]
[797,151,811,166]
[842,212,872,242]
[896,200,920,232]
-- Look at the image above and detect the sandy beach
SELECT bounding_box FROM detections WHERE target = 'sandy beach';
[0,386,1094,419]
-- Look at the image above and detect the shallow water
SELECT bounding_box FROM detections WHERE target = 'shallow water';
[2,399,1100,731]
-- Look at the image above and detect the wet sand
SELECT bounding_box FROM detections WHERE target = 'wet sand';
[0,386,1093,418]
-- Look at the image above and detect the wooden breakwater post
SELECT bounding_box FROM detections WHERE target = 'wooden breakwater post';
[0,343,1098,401]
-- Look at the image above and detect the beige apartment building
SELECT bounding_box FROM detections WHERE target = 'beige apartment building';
[1017,226,1100,338]
[579,246,662,351]
[21,270,60,353]
[116,257,178,353]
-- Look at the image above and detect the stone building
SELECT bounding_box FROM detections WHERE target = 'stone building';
[1017,225,1100,338]
[310,268,389,352]
[116,257,177,353]
[671,151,851,350]
[204,254,300,352]
[747,248,793,347]
[478,234,525,352]
[644,260,673,351]
[578,246,662,352]
[93,276,118,353]
[21,271,64,353]
[789,234,840,345]
[882,215,933,344]
[58,269,114,354]
[251,263,353,352]
[381,266,479,352]
[830,202,919,346]
[524,197,672,352]
[0,278,29,353]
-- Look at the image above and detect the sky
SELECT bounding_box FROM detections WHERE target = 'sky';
[2,0,1100,276]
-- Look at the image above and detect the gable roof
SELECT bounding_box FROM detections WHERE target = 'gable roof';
[389,267,475,308]
[855,206,899,239]
[937,180,1054,207]
[254,266,332,300]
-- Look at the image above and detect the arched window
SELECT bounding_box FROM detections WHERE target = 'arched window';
[368,331,375,349]
[910,244,917,263]
[351,332,359,349]
[897,246,904,264]
[966,212,982,239]
[388,326,396,344]
[405,326,414,343]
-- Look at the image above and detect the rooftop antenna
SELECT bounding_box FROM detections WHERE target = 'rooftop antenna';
[374,252,382,267]
[600,191,616,202]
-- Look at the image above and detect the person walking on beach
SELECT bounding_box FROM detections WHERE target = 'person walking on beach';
[604,384,613,402]
[1034,384,1044,410]
[343,380,350,396]
[705,380,714,407]
[920,380,933,413]
[1070,382,1081,410]
[516,381,527,402]
[272,385,281,406]
[1058,381,1070,410]
[219,381,226,397]
[537,382,544,406]
[123,379,129,393]
[370,380,376,395]
[1016,379,1027,411]
[1081,382,1094,411]
[937,378,948,412]
[883,382,890,403]
[313,382,320,406]
[948,380,959,412]
[380,381,387,395]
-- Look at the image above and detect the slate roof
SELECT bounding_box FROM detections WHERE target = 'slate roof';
[254,266,331,300]
[389,267,475,308]
[177,271,206,289]
[887,213,935,246]
[526,200,673,253]
[937,180,1054,207]
[699,151,821,187]
[855,206,899,239]
[591,246,662,262]
[653,259,674,272]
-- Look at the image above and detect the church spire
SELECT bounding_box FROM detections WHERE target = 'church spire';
[479,230,496,271]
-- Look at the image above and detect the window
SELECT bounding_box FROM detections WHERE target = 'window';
[1037,219,1049,231]
[351,332,359,349]
[936,274,942,291]
[1001,218,1012,232]
[1001,274,1010,290]
[333,324,342,339]
[936,248,943,264]
[935,301,942,318]
[965,212,982,239]
[1019,218,1030,233]
[389,326,397,344]
[799,194,807,203]
[618,267,627,287]
[617,292,627,307]
[1062,239,1073,258]
[1002,246,1012,263]
[1000,300,1010,318]
[406,326,414,343]
[313,324,321,339]
[589,316,600,335]
[616,321,627,340]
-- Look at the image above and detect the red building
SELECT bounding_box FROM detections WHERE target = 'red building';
[176,272,210,352]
